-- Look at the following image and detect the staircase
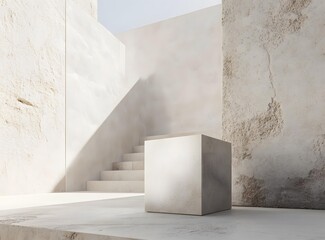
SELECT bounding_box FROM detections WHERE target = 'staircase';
[87,145,145,193]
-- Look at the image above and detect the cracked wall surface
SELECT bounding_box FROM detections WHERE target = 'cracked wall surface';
[223,0,325,209]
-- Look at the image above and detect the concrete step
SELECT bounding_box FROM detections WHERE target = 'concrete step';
[123,153,144,162]
[133,145,144,153]
[101,170,144,181]
[87,181,144,193]
[112,161,144,170]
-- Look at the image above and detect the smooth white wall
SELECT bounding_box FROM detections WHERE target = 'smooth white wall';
[118,5,223,138]
[98,0,222,33]
[66,0,141,191]
[64,5,223,191]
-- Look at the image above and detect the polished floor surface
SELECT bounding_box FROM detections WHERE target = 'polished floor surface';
[0,193,324,240]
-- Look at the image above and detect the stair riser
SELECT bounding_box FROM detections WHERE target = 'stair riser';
[123,153,144,162]
[112,161,144,170]
[133,145,144,153]
[101,170,144,181]
[87,181,144,193]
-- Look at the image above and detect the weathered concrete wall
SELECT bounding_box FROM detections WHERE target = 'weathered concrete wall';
[223,0,325,209]
[0,0,65,194]
[118,5,223,139]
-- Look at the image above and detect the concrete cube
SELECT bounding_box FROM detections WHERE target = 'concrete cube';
[145,134,231,215]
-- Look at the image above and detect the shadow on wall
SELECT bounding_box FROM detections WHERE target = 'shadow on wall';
[53,79,160,192]
[52,72,207,192]
[53,72,220,191]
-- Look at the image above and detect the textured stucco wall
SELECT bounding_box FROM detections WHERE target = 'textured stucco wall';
[0,0,97,195]
[118,5,223,139]
[0,0,65,194]
[223,0,325,209]
[66,0,133,191]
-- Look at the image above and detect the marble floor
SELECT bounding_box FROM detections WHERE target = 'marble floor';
[0,194,324,240]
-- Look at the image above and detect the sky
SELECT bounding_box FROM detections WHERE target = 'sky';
[98,0,222,33]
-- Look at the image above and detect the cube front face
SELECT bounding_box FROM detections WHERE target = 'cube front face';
[145,134,232,215]
[145,135,202,215]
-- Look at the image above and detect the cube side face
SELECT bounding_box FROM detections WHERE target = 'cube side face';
[145,135,202,215]
[201,136,232,215]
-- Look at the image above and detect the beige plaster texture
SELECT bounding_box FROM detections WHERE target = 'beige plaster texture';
[0,0,65,195]
[223,0,325,209]
[0,0,98,195]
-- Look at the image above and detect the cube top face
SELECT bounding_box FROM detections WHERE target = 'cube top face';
[145,134,202,215]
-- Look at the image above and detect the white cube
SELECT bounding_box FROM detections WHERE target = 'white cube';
[145,134,232,215]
